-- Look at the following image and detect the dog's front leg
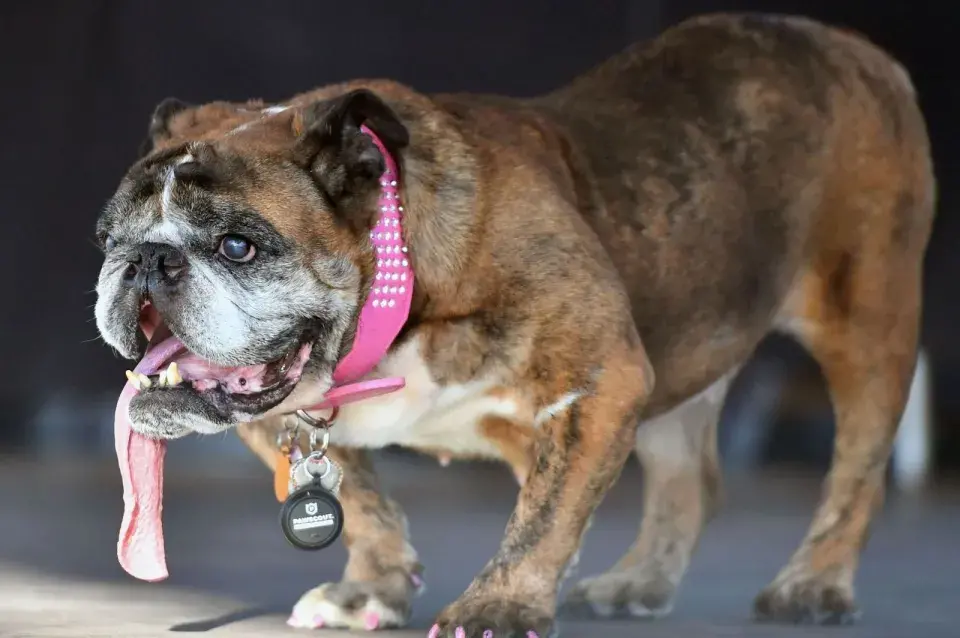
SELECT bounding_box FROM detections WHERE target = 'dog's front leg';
[286,445,423,630]
[236,421,422,630]
[431,346,653,638]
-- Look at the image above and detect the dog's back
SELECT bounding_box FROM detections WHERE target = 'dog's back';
[524,13,934,410]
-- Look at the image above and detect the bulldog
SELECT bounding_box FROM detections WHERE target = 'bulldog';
[93,12,935,637]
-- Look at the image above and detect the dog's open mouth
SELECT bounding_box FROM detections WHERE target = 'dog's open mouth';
[130,302,313,419]
[114,302,316,583]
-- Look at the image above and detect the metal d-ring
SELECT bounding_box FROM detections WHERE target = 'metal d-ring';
[307,426,330,456]
[296,407,338,456]
[276,418,300,450]
[294,407,337,429]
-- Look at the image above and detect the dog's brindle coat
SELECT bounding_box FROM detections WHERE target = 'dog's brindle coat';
[100,14,934,637]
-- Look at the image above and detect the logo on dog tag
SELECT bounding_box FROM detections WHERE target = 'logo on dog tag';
[279,480,344,551]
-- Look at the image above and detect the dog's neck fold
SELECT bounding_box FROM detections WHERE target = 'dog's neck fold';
[301,125,413,411]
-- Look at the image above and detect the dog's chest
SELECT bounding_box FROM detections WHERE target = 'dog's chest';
[328,338,518,457]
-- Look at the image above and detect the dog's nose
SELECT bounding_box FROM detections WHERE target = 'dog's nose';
[123,243,188,290]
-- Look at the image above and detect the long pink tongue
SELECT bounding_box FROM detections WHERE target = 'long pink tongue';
[115,336,186,582]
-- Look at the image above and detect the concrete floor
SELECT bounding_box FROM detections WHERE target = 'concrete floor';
[2,448,959,638]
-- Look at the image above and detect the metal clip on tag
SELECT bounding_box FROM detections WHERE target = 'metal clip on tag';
[309,427,329,456]
[273,422,302,502]
[279,408,344,551]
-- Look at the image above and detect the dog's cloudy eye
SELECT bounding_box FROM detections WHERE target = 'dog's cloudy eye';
[104,235,117,251]
[219,235,257,263]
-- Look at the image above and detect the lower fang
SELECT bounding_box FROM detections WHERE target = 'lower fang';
[125,370,141,391]
[166,362,182,385]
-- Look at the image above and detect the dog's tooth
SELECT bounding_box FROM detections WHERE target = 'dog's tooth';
[158,370,168,387]
[137,373,152,389]
[166,362,182,386]
[125,370,142,390]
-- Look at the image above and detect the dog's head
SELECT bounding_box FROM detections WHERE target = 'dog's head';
[94,89,410,438]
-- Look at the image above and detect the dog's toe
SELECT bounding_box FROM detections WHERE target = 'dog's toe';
[431,598,553,638]
[753,571,860,625]
[286,612,326,629]
[289,580,415,630]
[428,627,540,638]
[560,569,675,620]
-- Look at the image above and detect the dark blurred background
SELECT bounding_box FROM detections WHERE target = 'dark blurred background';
[0,0,956,478]
[2,2,958,636]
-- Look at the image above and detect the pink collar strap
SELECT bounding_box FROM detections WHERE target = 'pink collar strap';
[302,125,412,411]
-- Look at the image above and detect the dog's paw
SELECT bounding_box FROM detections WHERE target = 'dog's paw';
[753,571,859,625]
[559,569,675,620]
[287,574,424,631]
[428,599,554,638]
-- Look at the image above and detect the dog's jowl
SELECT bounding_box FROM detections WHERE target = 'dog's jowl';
[94,12,935,637]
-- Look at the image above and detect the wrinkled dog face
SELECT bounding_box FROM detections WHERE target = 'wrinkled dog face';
[94,89,410,437]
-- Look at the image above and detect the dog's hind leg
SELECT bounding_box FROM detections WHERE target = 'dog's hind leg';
[752,131,934,623]
[753,251,925,624]
[561,373,731,619]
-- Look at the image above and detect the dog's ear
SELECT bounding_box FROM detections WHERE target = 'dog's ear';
[138,97,193,158]
[292,89,409,226]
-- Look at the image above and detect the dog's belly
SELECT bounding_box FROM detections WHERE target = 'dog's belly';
[328,338,518,458]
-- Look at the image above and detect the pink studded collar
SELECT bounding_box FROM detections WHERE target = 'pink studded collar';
[298,125,412,413]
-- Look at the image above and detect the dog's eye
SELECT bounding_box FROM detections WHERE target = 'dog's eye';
[104,235,117,251]
[218,235,257,263]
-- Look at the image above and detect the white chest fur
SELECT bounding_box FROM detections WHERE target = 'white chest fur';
[327,338,520,457]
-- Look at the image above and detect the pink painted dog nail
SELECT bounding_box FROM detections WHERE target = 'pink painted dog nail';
[455,627,466,638]
[427,624,440,638]
[364,612,380,630]
[483,631,494,638]
[527,632,539,638]
[311,615,325,629]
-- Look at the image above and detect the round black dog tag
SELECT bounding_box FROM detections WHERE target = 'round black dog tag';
[279,482,344,551]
